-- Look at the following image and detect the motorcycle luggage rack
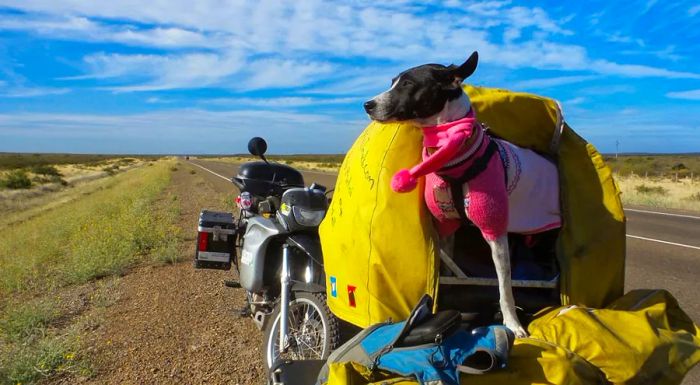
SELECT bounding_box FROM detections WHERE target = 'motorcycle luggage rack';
[439,248,559,289]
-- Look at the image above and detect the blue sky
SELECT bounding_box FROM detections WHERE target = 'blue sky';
[0,0,699,154]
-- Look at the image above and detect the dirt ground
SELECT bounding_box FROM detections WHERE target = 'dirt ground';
[50,163,266,384]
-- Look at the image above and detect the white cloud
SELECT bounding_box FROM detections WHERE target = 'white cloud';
[562,96,586,106]
[0,14,222,49]
[0,86,70,98]
[512,75,596,90]
[666,89,700,100]
[74,52,246,91]
[1,0,698,95]
[242,59,334,90]
[0,109,367,153]
[0,74,70,97]
[690,5,700,17]
[578,84,635,96]
[202,96,361,107]
[591,60,700,79]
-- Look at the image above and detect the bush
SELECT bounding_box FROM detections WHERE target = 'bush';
[1,170,33,189]
[170,167,178,172]
[635,184,667,195]
[32,174,68,186]
[102,167,116,176]
[671,163,687,171]
[31,165,62,176]
[686,192,700,202]
[189,170,196,174]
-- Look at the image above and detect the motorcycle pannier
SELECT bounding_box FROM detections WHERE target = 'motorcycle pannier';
[194,210,237,270]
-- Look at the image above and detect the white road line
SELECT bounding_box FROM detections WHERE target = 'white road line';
[189,162,230,181]
[626,234,700,250]
[625,208,700,220]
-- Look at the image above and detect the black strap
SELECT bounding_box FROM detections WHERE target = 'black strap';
[444,139,498,184]
[444,140,499,224]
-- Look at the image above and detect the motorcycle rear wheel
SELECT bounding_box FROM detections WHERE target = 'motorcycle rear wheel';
[262,292,339,369]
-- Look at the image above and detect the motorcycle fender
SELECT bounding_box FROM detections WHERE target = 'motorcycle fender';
[239,216,283,292]
[286,233,323,262]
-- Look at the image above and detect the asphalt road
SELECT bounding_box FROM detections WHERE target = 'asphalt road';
[188,158,700,382]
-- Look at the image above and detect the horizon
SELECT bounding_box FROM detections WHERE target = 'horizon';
[1,1,699,154]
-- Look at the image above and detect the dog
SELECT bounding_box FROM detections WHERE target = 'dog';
[363,51,561,338]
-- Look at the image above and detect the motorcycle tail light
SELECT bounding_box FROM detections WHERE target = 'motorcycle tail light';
[197,231,208,251]
[237,192,253,210]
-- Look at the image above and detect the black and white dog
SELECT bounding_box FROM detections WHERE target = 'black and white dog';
[364,52,561,338]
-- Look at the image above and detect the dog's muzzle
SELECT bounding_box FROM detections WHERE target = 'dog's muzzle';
[364,100,377,115]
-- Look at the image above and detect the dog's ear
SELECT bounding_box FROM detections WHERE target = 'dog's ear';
[446,51,478,87]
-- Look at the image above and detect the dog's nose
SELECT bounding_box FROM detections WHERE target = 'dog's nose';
[364,100,377,114]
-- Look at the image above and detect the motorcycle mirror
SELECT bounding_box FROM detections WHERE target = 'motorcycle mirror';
[248,137,268,157]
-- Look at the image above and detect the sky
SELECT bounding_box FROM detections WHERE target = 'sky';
[0,0,699,154]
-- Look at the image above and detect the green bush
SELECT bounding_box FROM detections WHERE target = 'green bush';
[0,301,56,342]
[31,165,62,176]
[1,170,33,189]
[635,184,667,195]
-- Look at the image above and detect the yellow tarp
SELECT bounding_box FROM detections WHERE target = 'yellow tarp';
[320,85,626,328]
[324,290,700,385]
[319,122,439,328]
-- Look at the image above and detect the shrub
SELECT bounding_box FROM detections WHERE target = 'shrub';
[189,170,196,174]
[686,192,700,202]
[635,184,667,195]
[102,166,116,176]
[31,165,62,176]
[1,170,33,189]
[0,301,56,342]
[671,163,687,171]
[170,167,178,172]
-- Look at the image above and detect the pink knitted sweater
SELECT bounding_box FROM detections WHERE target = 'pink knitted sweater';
[391,114,561,241]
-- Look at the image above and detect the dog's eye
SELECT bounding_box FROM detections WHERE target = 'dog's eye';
[401,80,413,87]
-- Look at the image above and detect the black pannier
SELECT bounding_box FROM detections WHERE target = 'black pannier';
[194,210,237,270]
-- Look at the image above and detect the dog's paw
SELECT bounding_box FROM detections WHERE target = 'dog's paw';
[504,319,529,338]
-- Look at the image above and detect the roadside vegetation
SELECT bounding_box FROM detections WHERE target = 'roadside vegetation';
[615,175,700,212]
[603,155,700,212]
[0,153,159,171]
[202,154,344,172]
[0,160,181,384]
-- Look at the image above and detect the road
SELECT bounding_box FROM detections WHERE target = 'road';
[189,158,700,382]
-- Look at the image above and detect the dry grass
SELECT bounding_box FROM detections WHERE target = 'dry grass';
[0,159,152,219]
[206,156,341,173]
[0,161,181,384]
[615,174,700,212]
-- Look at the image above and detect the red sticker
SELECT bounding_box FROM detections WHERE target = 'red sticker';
[347,285,356,308]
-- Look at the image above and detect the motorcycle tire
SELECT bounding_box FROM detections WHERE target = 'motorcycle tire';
[262,291,340,369]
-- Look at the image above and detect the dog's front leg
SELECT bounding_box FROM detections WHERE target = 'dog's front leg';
[486,235,528,338]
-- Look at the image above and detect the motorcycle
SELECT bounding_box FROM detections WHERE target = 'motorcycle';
[195,137,341,369]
